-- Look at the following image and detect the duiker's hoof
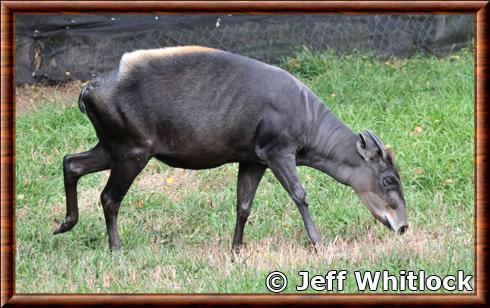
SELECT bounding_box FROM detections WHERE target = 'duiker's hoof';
[52,220,76,235]
[231,244,245,262]
[109,248,121,256]
[312,243,321,253]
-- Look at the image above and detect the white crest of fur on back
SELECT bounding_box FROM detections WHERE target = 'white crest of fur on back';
[118,46,219,80]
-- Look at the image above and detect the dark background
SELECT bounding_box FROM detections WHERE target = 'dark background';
[15,14,473,85]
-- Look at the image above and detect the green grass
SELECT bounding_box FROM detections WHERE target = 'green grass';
[15,47,474,293]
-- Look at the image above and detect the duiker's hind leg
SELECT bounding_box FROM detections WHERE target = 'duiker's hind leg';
[54,144,111,234]
[100,156,148,252]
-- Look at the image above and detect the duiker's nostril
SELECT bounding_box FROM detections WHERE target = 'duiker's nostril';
[398,225,408,235]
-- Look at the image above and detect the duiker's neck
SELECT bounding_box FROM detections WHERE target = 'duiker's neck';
[299,94,363,186]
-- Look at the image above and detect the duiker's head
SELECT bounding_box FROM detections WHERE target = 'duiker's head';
[350,130,408,235]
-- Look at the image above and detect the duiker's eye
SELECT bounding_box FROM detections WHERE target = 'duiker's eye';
[388,202,398,209]
[382,176,396,188]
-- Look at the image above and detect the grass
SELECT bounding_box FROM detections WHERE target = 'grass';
[15,47,474,293]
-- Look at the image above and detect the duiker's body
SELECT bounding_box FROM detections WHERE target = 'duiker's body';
[55,46,408,252]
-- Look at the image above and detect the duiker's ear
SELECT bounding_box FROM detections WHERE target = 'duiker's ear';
[385,147,395,165]
[356,133,373,161]
[366,130,387,160]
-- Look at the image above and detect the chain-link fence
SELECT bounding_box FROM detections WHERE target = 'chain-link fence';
[16,14,473,84]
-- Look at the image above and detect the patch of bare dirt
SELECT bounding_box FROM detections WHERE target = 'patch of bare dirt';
[15,81,86,115]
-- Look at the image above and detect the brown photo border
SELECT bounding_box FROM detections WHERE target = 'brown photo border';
[1,1,488,306]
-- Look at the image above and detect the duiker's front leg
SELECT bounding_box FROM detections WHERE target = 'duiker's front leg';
[232,163,266,253]
[100,157,148,252]
[54,144,111,235]
[264,151,321,247]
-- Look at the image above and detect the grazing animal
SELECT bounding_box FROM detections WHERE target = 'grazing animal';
[54,46,408,252]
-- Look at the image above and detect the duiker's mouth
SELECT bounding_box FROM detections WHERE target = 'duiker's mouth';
[381,215,393,231]
[357,193,394,231]
[357,192,408,234]
[385,215,409,235]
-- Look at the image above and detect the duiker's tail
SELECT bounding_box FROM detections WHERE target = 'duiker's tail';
[77,84,91,114]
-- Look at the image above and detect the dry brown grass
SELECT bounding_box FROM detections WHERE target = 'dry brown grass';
[180,225,457,279]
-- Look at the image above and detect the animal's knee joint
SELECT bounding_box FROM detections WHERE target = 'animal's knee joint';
[101,195,122,220]
[292,186,308,205]
[100,191,110,206]
[100,191,119,212]
[237,207,251,221]
[63,155,84,179]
